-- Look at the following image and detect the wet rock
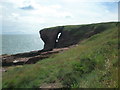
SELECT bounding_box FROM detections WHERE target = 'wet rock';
[2,47,69,67]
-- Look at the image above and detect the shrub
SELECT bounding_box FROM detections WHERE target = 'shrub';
[73,58,95,74]
[57,68,79,88]
[57,58,96,88]
[57,71,79,88]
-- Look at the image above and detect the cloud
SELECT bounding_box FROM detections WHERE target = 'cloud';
[1,0,118,34]
[20,5,34,10]
[60,0,119,2]
[65,16,72,19]
[11,13,20,19]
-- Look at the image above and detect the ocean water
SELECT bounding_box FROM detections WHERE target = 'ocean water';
[1,34,44,55]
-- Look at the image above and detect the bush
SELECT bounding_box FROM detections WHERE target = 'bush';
[57,58,96,88]
[73,58,95,74]
[57,68,80,88]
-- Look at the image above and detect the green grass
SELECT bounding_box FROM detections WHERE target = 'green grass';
[2,22,118,88]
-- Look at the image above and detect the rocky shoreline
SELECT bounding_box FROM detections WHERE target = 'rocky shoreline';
[1,47,71,67]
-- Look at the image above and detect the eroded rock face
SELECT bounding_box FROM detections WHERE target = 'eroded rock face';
[40,26,94,51]
[39,23,112,51]
[55,30,78,48]
[40,26,64,51]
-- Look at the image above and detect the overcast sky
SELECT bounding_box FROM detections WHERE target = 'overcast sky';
[0,0,119,34]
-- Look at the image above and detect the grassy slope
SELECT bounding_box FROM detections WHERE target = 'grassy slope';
[2,22,118,88]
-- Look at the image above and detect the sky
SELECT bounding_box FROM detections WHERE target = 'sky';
[0,0,119,34]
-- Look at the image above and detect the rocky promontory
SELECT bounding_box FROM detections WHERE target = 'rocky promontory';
[40,22,110,51]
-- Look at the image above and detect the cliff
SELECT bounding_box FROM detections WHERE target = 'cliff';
[40,22,117,51]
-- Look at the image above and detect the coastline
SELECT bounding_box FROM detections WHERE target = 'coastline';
[1,46,73,67]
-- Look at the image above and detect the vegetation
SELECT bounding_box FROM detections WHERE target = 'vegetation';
[2,22,118,88]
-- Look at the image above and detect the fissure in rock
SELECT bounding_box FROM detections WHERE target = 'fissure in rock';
[56,32,62,43]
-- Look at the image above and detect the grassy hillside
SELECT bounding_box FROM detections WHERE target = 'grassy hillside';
[2,22,118,88]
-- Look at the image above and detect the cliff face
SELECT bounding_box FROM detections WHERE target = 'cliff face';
[39,22,117,51]
[40,26,64,51]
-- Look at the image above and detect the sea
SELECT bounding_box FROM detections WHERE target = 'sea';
[0,34,44,55]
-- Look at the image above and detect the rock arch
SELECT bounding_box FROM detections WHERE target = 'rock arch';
[39,26,64,51]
